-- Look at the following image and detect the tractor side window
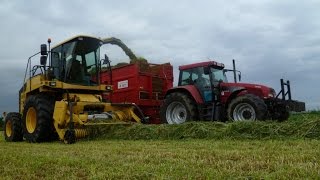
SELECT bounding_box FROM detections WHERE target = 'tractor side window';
[193,67,211,102]
[181,70,193,85]
[193,67,210,87]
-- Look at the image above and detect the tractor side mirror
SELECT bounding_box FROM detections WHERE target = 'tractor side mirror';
[40,44,47,55]
[238,72,241,82]
[40,55,47,66]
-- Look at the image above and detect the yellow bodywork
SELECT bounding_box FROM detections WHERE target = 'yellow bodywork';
[20,74,112,113]
[5,120,12,137]
[17,35,144,143]
[52,93,141,141]
[26,107,37,133]
[21,74,142,142]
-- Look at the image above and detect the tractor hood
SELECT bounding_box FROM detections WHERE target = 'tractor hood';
[220,82,275,99]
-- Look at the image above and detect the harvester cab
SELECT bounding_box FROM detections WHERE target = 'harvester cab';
[4,35,146,144]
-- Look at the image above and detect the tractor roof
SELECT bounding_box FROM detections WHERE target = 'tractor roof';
[51,35,103,49]
[179,61,225,70]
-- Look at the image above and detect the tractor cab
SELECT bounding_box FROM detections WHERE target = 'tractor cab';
[50,36,104,86]
[178,61,226,102]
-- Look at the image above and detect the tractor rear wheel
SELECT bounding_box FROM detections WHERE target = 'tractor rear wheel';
[4,112,23,142]
[22,95,55,142]
[227,94,267,121]
[160,92,198,124]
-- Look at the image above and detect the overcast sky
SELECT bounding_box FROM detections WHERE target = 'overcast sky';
[0,0,319,113]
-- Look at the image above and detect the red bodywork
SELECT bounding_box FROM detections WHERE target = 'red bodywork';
[100,60,273,123]
[219,82,272,104]
[179,61,225,70]
[166,82,272,106]
[100,62,173,124]
[178,60,272,105]
[166,85,205,104]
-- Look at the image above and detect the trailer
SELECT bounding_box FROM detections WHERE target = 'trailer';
[100,61,173,123]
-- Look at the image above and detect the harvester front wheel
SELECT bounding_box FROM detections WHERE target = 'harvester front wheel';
[22,95,55,142]
[4,112,23,142]
[227,94,267,121]
[160,92,197,124]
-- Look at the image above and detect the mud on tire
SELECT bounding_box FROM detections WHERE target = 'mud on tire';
[160,92,198,124]
[227,94,267,121]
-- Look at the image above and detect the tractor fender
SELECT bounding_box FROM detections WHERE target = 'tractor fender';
[164,85,204,104]
[223,86,247,106]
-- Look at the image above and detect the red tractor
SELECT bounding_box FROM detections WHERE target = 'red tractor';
[160,60,305,123]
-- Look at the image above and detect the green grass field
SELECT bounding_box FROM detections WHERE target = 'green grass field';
[1,112,320,179]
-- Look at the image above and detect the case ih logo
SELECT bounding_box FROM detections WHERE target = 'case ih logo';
[118,80,129,89]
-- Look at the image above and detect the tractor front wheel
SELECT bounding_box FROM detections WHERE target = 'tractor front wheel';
[4,112,23,142]
[22,95,55,142]
[227,94,267,121]
[160,92,197,124]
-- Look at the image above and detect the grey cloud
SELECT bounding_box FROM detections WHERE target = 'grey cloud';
[0,0,319,111]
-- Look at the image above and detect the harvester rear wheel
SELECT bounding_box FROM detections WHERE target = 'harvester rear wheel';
[4,112,23,142]
[227,94,267,121]
[160,92,197,124]
[22,95,55,142]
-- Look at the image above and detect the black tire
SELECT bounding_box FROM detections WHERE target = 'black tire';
[227,94,267,121]
[272,104,290,122]
[277,111,289,122]
[22,94,55,142]
[4,112,23,142]
[160,92,198,124]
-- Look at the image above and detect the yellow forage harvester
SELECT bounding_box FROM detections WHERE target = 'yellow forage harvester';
[3,35,147,144]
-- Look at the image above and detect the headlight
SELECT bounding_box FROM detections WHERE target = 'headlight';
[49,81,56,87]
[105,85,112,91]
[268,88,276,98]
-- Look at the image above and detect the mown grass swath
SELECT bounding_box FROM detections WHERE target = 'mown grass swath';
[0,112,320,179]
[90,112,320,140]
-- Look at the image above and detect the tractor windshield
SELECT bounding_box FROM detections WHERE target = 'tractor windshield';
[51,37,102,86]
